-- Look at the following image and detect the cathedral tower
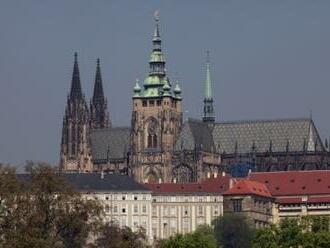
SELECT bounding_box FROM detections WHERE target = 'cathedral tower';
[90,58,110,129]
[131,13,183,183]
[60,53,92,172]
[202,51,215,123]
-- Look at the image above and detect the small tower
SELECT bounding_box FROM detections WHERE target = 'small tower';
[90,58,110,129]
[202,51,215,123]
[60,53,92,172]
[131,12,183,183]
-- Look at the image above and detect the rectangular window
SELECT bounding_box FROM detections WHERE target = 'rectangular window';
[233,199,242,212]
[142,205,147,213]
[142,100,147,107]
[157,100,161,106]
[122,208,126,213]
[149,100,155,106]
[114,205,118,213]
[134,205,138,213]
[122,195,126,200]
[198,206,203,215]
[152,206,157,216]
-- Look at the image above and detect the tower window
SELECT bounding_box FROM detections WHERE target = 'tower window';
[149,100,155,106]
[157,100,161,106]
[146,119,158,149]
[142,100,147,107]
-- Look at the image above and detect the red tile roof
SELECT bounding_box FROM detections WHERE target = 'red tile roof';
[223,179,272,198]
[145,175,231,194]
[308,196,330,203]
[249,171,330,197]
[276,197,302,204]
[276,196,330,204]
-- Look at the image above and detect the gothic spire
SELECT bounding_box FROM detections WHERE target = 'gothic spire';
[90,58,110,129]
[149,10,166,76]
[202,51,215,123]
[70,52,83,99]
[92,58,105,105]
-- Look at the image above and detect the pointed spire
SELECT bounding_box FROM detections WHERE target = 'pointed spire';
[92,58,105,105]
[70,52,83,99]
[205,50,212,99]
[153,10,161,48]
[148,10,166,76]
[202,50,215,123]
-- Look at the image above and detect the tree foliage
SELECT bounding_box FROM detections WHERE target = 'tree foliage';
[0,162,102,248]
[157,225,217,248]
[95,221,149,248]
[213,214,254,248]
[253,217,330,248]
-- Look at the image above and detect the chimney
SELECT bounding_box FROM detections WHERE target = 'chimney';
[229,178,235,188]
[222,171,226,177]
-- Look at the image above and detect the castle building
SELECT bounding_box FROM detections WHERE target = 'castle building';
[59,15,330,183]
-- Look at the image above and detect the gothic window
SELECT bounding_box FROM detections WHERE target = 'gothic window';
[146,118,158,149]
[172,164,194,183]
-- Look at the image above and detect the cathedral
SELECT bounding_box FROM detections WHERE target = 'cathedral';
[60,15,330,183]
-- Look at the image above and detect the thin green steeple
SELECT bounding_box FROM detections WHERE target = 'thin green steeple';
[203,51,215,123]
[205,51,212,99]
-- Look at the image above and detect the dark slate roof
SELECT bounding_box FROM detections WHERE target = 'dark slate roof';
[175,118,324,154]
[174,119,215,152]
[64,173,149,192]
[17,173,149,192]
[90,127,130,162]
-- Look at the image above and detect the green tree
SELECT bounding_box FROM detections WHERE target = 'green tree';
[213,214,254,248]
[159,224,217,248]
[252,225,278,248]
[277,218,303,248]
[95,221,149,248]
[0,162,103,248]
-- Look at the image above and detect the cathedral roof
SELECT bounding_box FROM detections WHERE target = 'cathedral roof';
[175,119,215,152]
[90,127,130,163]
[175,118,324,154]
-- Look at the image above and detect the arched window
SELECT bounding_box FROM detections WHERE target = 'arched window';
[146,118,158,149]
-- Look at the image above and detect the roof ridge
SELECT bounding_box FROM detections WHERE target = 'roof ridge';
[251,170,330,175]
[214,117,310,125]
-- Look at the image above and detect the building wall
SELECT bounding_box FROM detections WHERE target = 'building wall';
[223,195,273,228]
[83,191,153,241]
[150,194,223,240]
[273,199,330,223]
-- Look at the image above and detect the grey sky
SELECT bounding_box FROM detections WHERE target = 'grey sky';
[0,0,329,168]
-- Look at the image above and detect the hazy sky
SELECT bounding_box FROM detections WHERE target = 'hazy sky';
[0,0,329,168]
